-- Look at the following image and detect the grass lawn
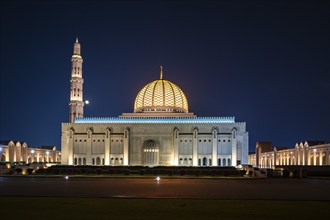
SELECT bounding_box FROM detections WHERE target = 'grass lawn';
[0,197,328,219]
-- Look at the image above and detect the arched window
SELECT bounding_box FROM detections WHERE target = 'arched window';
[198,159,201,166]
[83,158,86,165]
[203,157,207,166]
[184,158,188,166]
[316,155,320,165]
[310,155,314,165]
[322,154,326,165]
[209,159,212,166]
[218,158,221,166]
[179,158,183,165]
[96,157,101,165]
[223,158,226,166]
[227,158,231,166]
[92,158,95,165]
[189,158,192,166]
[78,158,81,165]
[74,158,77,165]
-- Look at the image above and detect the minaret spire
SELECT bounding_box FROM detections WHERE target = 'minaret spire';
[69,38,84,123]
[160,65,163,79]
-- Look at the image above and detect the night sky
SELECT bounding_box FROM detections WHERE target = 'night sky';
[1,0,329,152]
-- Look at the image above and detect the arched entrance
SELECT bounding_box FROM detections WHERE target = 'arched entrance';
[143,140,159,166]
[1,153,5,162]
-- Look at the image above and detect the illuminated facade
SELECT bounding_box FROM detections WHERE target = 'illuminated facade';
[134,66,189,114]
[0,140,61,163]
[69,38,84,123]
[248,141,330,168]
[61,40,249,166]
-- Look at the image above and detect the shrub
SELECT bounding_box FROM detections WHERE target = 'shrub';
[282,169,290,178]
[6,169,15,175]
[101,170,109,175]
[123,169,130,175]
[108,168,116,175]
[15,168,22,174]
[96,168,103,175]
[35,169,44,174]
[209,169,216,176]
[27,168,34,175]
[179,169,186,176]
[238,170,246,176]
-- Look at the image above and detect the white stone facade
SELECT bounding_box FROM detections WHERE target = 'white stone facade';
[61,117,248,166]
[249,141,330,168]
[0,140,61,163]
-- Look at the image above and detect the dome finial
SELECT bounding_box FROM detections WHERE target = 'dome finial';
[160,65,163,79]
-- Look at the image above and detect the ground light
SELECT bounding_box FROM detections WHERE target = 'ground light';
[65,176,69,180]
[156,176,160,181]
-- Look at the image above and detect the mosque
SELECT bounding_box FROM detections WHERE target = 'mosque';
[61,39,249,167]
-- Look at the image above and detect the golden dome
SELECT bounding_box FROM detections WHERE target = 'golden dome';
[134,67,189,113]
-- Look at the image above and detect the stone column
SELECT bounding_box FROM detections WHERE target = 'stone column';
[123,128,130,165]
[192,127,198,166]
[231,128,237,166]
[173,128,179,166]
[67,128,74,165]
[86,128,92,165]
[104,128,111,165]
[212,128,217,166]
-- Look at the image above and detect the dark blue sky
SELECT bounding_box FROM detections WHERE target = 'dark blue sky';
[1,0,329,152]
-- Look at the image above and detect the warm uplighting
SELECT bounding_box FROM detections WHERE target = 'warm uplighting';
[156,176,160,181]
[31,150,35,154]
[134,67,188,113]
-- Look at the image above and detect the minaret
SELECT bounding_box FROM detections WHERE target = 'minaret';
[69,37,84,123]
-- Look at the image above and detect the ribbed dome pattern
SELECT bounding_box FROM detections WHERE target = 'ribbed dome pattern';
[134,79,189,113]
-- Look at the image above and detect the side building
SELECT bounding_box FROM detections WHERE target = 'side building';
[0,140,61,164]
[61,39,249,167]
[249,141,330,168]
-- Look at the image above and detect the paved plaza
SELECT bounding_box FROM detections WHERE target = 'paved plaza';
[0,177,329,200]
